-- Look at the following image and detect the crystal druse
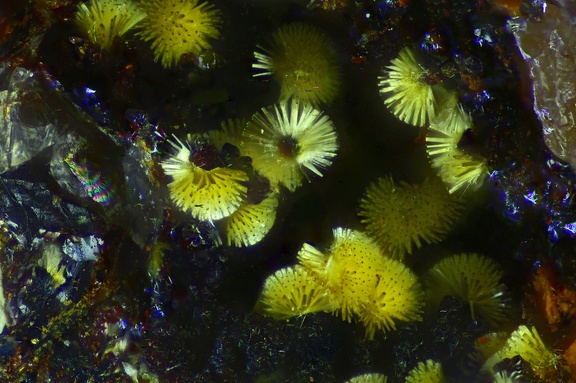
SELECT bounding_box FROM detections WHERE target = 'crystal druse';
[1,0,576,382]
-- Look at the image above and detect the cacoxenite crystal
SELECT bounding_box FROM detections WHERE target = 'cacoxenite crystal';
[1,0,576,381]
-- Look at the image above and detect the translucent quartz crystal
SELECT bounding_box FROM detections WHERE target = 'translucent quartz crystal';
[0,65,57,174]
[512,4,576,169]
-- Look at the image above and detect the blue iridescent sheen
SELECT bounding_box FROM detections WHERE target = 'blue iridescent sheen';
[72,86,110,125]
[488,155,576,242]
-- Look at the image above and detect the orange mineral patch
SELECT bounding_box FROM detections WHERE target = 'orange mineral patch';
[563,339,576,379]
[533,266,576,333]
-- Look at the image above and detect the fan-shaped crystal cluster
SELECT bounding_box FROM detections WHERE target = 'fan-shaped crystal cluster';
[359,175,462,259]
[258,227,424,339]
[162,99,339,247]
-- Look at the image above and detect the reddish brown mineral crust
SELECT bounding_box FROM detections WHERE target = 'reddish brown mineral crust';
[533,266,576,333]
[563,339,576,380]
[492,0,521,15]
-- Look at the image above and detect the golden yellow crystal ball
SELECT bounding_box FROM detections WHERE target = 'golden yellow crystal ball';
[138,0,221,68]
[253,23,341,106]
[75,0,146,51]
[359,175,462,259]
